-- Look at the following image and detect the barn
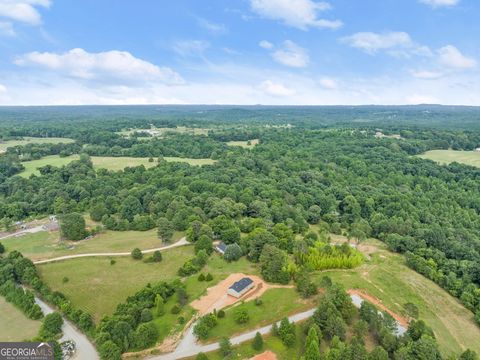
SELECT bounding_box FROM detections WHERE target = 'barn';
[227,277,254,298]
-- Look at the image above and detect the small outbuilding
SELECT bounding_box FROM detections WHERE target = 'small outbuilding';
[227,277,254,298]
[215,242,227,255]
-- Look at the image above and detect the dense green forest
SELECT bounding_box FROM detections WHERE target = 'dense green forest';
[0,105,479,359]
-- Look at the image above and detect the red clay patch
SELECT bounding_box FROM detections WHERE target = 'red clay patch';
[250,351,278,360]
[348,289,409,328]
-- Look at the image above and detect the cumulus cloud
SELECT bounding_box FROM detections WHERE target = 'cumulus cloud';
[14,48,184,85]
[250,0,342,30]
[259,40,274,49]
[437,45,476,69]
[0,0,51,25]
[341,31,431,57]
[419,0,459,8]
[271,40,309,68]
[258,80,295,97]
[411,70,444,79]
[173,40,210,57]
[319,77,337,89]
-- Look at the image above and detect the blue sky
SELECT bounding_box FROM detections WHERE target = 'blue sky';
[0,0,479,105]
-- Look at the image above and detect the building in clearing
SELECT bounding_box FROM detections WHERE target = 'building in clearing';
[215,242,227,255]
[228,277,254,298]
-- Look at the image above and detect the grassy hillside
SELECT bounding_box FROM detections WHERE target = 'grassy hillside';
[312,238,480,356]
[418,149,480,167]
[0,296,41,341]
[38,246,195,321]
[1,229,184,261]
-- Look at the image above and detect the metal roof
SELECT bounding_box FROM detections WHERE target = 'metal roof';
[229,277,253,292]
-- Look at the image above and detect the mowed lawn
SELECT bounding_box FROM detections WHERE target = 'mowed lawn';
[0,296,41,341]
[418,149,480,167]
[226,139,259,149]
[0,137,74,153]
[19,155,216,177]
[2,229,184,261]
[311,239,480,356]
[206,288,314,342]
[38,246,195,321]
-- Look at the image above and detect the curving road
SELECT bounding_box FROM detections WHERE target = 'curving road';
[33,237,189,264]
[147,308,316,360]
[34,295,99,360]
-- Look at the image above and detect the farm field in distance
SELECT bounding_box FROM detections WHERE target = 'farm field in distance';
[226,139,259,149]
[418,149,480,167]
[18,155,216,177]
[0,137,74,152]
[1,228,184,261]
[0,296,41,341]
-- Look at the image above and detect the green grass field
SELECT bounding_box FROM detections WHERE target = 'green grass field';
[226,139,259,149]
[418,149,480,167]
[311,239,480,356]
[0,137,74,153]
[0,296,41,341]
[206,288,314,342]
[18,155,216,177]
[38,246,195,321]
[1,229,184,261]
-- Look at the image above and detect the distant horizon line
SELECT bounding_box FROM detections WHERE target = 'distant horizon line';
[0,103,478,108]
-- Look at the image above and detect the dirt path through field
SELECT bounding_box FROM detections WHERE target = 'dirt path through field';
[348,289,409,328]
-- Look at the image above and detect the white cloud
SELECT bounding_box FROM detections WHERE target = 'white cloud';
[197,18,227,34]
[15,48,183,85]
[437,45,476,69]
[342,31,433,58]
[406,94,440,104]
[0,20,14,36]
[319,77,337,89]
[419,0,459,8]
[411,70,443,79]
[259,40,273,49]
[0,83,6,93]
[271,40,309,68]
[173,40,210,57]
[258,80,295,96]
[0,0,51,25]
[250,0,342,30]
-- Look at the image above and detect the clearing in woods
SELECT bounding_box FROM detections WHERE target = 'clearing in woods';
[18,155,216,177]
[226,139,259,149]
[312,237,480,356]
[1,228,184,261]
[418,149,480,167]
[38,246,195,321]
[0,296,41,341]
[0,137,75,153]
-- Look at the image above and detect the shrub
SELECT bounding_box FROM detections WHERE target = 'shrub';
[39,312,63,340]
[178,316,185,324]
[198,273,205,281]
[219,337,232,357]
[152,250,162,262]
[141,308,153,322]
[131,248,143,260]
[171,305,181,314]
[252,332,263,351]
[110,259,116,265]
[217,310,225,318]
[62,277,69,283]
[234,308,249,324]
[196,353,209,360]
[255,298,263,306]
[205,273,213,281]
[0,242,4,254]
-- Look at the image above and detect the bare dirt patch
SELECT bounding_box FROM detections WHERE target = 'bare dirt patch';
[190,273,291,315]
[348,289,409,328]
[250,351,278,360]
